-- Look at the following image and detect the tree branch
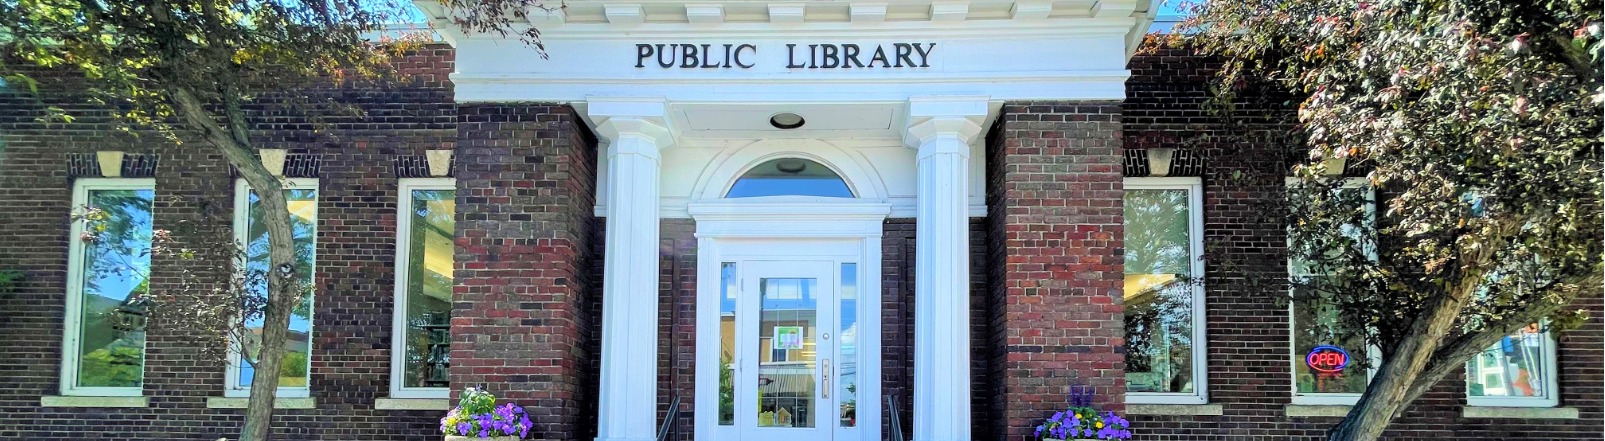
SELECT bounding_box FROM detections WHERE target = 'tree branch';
[1387,269,1602,421]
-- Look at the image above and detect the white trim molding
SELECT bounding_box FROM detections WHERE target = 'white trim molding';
[389,178,456,400]
[61,177,155,398]
[1122,177,1210,405]
[423,0,1151,104]
[225,178,319,399]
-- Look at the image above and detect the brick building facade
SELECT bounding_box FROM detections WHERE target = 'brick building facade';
[1,3,1601,440]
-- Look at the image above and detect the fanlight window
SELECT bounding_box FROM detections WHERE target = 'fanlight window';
[726,158,853,198]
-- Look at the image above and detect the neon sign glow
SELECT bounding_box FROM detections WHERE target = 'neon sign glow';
[1306,345,1350,374]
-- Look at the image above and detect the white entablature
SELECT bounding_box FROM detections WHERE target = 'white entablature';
[415,0,1156,103]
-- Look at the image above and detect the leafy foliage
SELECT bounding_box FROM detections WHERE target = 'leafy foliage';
[1162,0,1602,438]
[0,0,429,134]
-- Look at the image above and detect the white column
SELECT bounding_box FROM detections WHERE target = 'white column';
[592,100,674,441]
[905,97,988,441]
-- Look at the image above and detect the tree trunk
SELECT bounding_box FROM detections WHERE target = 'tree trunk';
[171,87,298,441]
[1324,287,1466,441]
[1326,220,1518,441]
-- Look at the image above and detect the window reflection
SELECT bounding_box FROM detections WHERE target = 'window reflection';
[757,278,817,428]
[838,263,857,428]
[75,188,155,389]
[1467,323,1551,399]
[719,263,736,426]
[726,158,853,198]
[1123,189,1195,394]
[239,187,317,389]
[402,190,455,389]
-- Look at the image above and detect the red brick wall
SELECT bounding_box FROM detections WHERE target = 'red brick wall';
[0,46,458,440]
[986,101,1129,441]
[1123,45,1604,440]
[452,103,599,441]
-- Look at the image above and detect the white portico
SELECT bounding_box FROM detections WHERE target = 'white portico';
[414,1,1154,440]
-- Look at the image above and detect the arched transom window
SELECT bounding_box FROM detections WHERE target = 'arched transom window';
[725,158,854,198]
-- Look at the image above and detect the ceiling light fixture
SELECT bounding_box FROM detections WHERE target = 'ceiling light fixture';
[769,112,806,129]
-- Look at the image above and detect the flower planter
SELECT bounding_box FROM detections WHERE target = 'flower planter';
[445,436,521,441]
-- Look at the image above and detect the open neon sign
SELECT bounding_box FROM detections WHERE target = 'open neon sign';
[1306,345,1350,374]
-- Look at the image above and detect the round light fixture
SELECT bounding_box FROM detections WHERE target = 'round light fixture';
[775,160,807,174]
[769,112,806,130]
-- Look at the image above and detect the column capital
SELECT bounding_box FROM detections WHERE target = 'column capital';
[587,98,675,153]
[904,96,990,152]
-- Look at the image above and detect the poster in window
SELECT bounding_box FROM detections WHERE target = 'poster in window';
[773,326,804,350]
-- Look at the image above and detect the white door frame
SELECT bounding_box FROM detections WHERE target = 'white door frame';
[690,197,889,441]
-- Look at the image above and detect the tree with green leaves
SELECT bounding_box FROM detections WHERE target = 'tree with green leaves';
[1174,1,1603,440]
[1,0,545,439]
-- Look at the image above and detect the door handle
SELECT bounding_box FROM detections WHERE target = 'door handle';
[822,358,831,399]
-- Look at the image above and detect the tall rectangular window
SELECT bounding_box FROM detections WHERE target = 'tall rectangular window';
[228,179,318,398]
[1123,177,1207,404]
[1466,323,1559,407]
[62,178,155,396]
[1288,178,1378,404]
[718,262,737,426]
[391,178,455,398]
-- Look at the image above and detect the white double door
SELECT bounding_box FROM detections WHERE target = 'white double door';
[727,260,859,441]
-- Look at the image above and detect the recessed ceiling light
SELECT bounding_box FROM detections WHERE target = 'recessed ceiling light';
[769,112,805,129]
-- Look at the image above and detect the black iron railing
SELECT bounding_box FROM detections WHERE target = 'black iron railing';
[887,395,905,441]
[656,396,682,441]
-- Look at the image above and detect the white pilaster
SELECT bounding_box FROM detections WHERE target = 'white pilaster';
[905,97,989,441]
[591,99,674,441]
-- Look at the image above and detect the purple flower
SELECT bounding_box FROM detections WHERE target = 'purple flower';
[456,422,471,436]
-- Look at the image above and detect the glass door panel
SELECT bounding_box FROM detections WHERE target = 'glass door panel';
[757,277,817,428]
[739,261,835,441]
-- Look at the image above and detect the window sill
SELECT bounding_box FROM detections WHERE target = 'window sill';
[1285,404,1351,418]
[41,396,149,408]
[1127,404,1223,416]
[1463,406,1579,420]
[206,397,316,409]
[375,397,451,411]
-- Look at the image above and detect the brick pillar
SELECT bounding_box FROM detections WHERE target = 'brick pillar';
[453,104,599,441]
[986,101,1125,441]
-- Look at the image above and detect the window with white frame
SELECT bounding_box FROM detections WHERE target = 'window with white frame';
[1465,323,1559,407]
[227,178,318,398]
[391,178,455,398]
[1288,178,1379,405]
[1123,177,1207,404]
[62,178,155,397]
